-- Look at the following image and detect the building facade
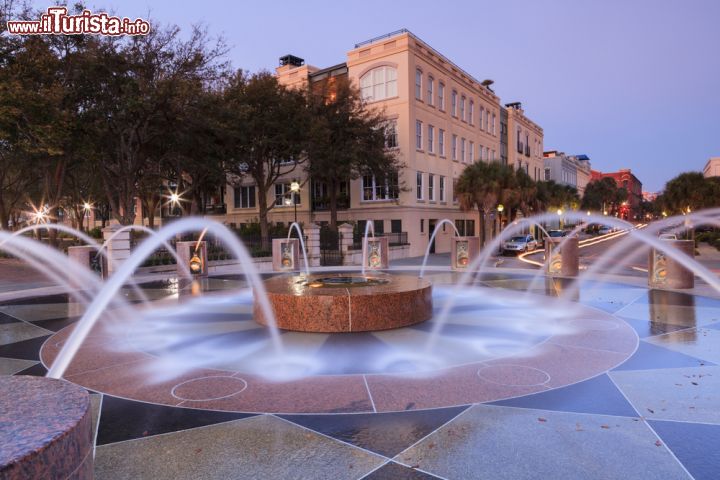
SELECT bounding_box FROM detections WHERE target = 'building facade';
[703,157,720,178]
[590,168,643,220]
[542,151,592,196]
[224,30,544,256]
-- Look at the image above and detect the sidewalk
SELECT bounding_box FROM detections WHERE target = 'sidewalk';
[696,243,720,273]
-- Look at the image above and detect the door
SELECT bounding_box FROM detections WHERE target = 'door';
[428,219,437,254]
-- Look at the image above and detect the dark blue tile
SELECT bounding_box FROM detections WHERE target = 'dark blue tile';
[0,311,20,324]
[30,316,80,332]
[96,395,256,445]
[363,461,441,479]
[489,374,637,417]
[14,362,47,376]
[280,405,469,458]
[612,341,714,371]
[649,420,720,480]
[0,335,50,361]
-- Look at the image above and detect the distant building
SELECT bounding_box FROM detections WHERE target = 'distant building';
[223,29,545,256]
[542,151,592,196]
[703,157,720,178]
[642,191,659,202]
[590,169,643,220]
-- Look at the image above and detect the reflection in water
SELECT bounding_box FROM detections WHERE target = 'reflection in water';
[648,289,696,339]
[544,277,580,301]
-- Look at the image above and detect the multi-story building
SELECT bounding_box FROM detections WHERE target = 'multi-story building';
[542,151,592,196]
[224,29,544,256]
[703,157,720,178]
[590,169,643,220]
[505,103,544,182]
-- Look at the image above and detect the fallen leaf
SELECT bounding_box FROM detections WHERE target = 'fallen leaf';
[647,408,655,414]
[655,440,663,447]
[538,417,547,422]
[691,381,699,386]
[601,425,610,429]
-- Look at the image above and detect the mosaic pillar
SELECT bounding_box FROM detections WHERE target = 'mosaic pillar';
[272,238,300,272]
[648,239,695,289]
[450,236,480,270]
[176,241,208,278]
[362,236,389,271]
[305,223,321,267]
[102,224,130,278]
[338,223,354,266]
[545,237,579,277]
[67,245,97,272]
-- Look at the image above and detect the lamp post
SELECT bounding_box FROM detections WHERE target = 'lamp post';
[82,202,93,232]
[290,181,300,224]
[497,204,504,254]
[557,208,563,230]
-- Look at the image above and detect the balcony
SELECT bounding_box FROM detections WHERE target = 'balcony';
[312,195,350,212]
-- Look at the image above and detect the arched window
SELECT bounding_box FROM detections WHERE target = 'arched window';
[360,66,398,102]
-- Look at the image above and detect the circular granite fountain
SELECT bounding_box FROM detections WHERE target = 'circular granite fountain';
[254,273,432,332]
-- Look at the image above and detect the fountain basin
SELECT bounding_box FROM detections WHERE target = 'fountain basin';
[254,273,432,332]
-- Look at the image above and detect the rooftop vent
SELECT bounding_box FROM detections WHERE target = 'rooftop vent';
[505,102,522,109]
[279,54,305,67]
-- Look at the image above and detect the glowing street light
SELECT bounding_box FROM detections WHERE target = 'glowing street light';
[169,192,181,205]
[83,202,93,212]
[289,181,300,224]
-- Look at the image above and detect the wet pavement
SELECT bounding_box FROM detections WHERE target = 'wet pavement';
[2,270,720,479]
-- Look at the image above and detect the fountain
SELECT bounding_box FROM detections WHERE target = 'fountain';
[1,210,719,418]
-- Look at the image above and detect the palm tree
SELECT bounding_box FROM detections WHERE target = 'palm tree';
[456,161,517,245]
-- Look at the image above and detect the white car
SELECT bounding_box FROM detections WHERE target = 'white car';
[598,226,613,235]
[503,235,538,254]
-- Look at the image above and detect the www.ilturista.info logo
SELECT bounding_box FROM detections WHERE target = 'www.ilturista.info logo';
[6,7,150,36]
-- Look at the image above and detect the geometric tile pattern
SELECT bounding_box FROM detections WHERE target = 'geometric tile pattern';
[2,277,719,478]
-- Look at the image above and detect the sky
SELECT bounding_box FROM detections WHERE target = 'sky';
[30,0,720,191]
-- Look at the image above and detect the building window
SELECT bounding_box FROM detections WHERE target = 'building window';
[416,172,424,200]
[275,183,299,206]
[391,219,402,233]
[485,147,490,162]
[362,174,399,201]
[469,100,474,125]
[427,76,434,105]
[451,90,457,116]
[453,178,459,204]
[359,66,397,102]
[460,95,466,121]
[452,134,458,160]
[427,124,434,153]
[460,138,466,163]
[491,149,496,161]
[439,176,445,202]
[469,141,474,163]
[480,106,484,130]
[492,113,496,135]
[234,186,255,209]
[420,219,424,234]
[456,219,476,236]
[385,120,398,148]
[428,174,435,201]
[415,68,422,100]
[439,129,445,156]
[486,110,490,132]
[415,120,423,150]
[438,82,445,110]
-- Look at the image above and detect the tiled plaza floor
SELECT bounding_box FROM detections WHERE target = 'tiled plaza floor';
[2,272,720,479]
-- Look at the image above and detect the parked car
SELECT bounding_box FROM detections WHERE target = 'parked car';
[598,226,613,235]
[659,233,678,240]
[503,235,538,254]
[547,230,567,238]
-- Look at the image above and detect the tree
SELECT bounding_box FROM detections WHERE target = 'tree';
[658,172,720,214]
[581,177,626,214]
[456,161,518,245]
[222,71,308,248]
[306,76,401,231]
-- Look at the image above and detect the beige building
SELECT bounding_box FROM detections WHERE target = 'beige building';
[542,151,592,196]
[224,30,543,257]
[703,157,720,178]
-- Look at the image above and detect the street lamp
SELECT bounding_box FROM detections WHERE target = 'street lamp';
[557,208,563,230]
[496,204,504,254]
[290,181,300,224]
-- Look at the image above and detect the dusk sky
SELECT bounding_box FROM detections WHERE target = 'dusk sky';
[37,0,720,191]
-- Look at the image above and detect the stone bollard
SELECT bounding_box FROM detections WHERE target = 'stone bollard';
[305,223,321,268]
[68,245,100,273]
[363,236,389,271]
[102,224,130,278]
[272,238,300,272]
[450,236,481,270]
[176,241,208,278]
[0,376,94,479]
[545,236,579,277]
[338,223,354,266]
[648,239,695,289]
